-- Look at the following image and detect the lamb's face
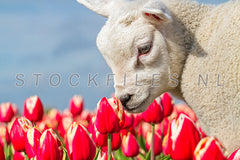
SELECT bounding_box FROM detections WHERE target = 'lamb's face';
[96,3,172,113]
[76,0,172,112]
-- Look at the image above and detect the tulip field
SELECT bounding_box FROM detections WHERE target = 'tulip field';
[0,93,239,160]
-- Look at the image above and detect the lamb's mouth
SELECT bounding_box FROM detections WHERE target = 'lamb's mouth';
[123,95,150,113]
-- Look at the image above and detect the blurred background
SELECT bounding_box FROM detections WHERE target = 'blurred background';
[0,0,227,111]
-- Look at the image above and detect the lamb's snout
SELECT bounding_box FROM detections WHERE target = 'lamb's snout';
[119,94,132,108]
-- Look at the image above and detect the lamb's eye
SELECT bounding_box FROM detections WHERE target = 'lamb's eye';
[138,43,152,56]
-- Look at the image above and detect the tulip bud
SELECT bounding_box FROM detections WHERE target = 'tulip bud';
[122,132,139,157]
[46,109,61,130]
[0,102,14,123]
[120,127,135,137]
[161,93,174,117]
[111,132,122,151]
[12,104,18,116]
[169,114,201,160]
[102,132,122,152]
[162,134,170,155]
[94,127,108,148]
[95,97,125,134]
[10,117,33,152]
[170,104,198,122]
[98,152,114,160]
[122,112,133,129]
[146,131,162,156]
[36,121,49,132]
[0,123,10,146]
[142,99,164,124]
[78,110,92,123]
[57,115,73,138]
[228,148,240,160]
[0,144,5,160]
[194,137,226,160]
[25,127,42,158]
[133,113,142,128]
[69,95,84,116]
[66,122,96,160]
[37,129,63,160]
[89,116,108,147]
[48,109,61,122]
[24,96,44,122]
[12,146,25,160]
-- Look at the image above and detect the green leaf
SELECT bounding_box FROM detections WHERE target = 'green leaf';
[145,149,151,160]
[159,153,172,160]
[114,149,132,160]
[3,139,13,160]
[139,135,147,152]
[138,153,146,160]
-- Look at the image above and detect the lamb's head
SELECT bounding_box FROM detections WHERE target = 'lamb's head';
[77,0,175,113]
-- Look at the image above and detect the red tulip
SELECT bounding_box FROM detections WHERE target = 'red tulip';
[196,121,207,138]
[37,121,49,132]
[155,117,170,137]
[25,127,42,158]
[132,113,142,128]
[102,132,122,151]
[57,115,73,138]
[122,112,133,129]
[169,113,201,160]
[95,97,125,134]
[90,116,108,147]
[10,117,33,152]
[69,95,84,116]
[12,148,25,160]
[78,110,92,123]
[141,122,151,138]
[12,103,19,116]
[162,134,170,155]
[146,131,162,155]
[94,127,108,147]
[0,102,14,123]
[66,122,96,160]
[122,132,139,157]
[48,109,61,123]
[24,95,44,122]
[161,93,174,117]
[98,152,114,160]
[142,98,164,124]
[228,148,240,160]
[120,127,135,137]
[170,104,198,122]
[0,144,5,160]
[194,137,226,160]
[46,109,62,129]
[37,129,63,160]
[0,123,10,146]
[111,132,122,151]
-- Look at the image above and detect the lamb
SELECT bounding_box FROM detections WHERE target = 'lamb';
[76,0,240,153]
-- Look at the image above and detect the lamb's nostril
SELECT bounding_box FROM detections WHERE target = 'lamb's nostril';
[120,94,132,106]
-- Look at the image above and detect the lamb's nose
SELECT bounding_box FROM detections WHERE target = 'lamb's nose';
[119,94,132,107]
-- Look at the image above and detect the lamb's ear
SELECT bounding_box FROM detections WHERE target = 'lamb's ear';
[76,0,125,17]
[142,0,172,24]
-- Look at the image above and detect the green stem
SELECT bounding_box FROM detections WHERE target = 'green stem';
[151,124,155,160]
[108,133,112,160]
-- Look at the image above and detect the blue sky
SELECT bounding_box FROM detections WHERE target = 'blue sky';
[0,0,227,112]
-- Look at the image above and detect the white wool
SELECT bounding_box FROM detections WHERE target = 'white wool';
[77,0,240,153]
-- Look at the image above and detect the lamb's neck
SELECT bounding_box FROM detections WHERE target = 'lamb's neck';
[162,0,213,101]
[166,0,213,34]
